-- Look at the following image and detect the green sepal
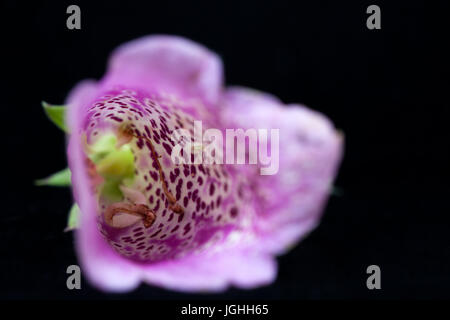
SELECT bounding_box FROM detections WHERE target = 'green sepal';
[35,168,72,187]
[65,203,80,232]
[42,101,69,133]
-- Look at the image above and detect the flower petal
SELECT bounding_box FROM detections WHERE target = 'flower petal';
[66,85,269,292]
[220,87,344,254]
[100,35,223,106]
[61,37,343,293]
[140,246,276,292]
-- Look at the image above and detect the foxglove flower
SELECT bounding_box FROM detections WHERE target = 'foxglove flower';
[40,35,343,292]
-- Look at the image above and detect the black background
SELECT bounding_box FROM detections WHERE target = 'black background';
[1,0,449,299]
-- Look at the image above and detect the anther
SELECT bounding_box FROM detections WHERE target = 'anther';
[104,202,156,228]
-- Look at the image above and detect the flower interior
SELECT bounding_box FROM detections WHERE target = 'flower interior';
[80,89,246,262]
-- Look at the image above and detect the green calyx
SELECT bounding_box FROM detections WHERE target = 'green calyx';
[35,167,71,187]
[38,100,136,230]
[87,134,136,201]
[65,203,80,231]
[38,101,75,230]
[42,102,69,133]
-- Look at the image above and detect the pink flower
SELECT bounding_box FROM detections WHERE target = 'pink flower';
[53,35,342,292]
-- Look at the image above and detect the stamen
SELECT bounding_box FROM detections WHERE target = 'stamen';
[85,157,103,191]
[104,202,156,228]
[117,124,134,147]
[120,125,185,215]
[169,203,184,214]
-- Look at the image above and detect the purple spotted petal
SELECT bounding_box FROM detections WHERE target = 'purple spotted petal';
[220,87,343,254]
[64,35,343,292]
[100,35,223,107]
